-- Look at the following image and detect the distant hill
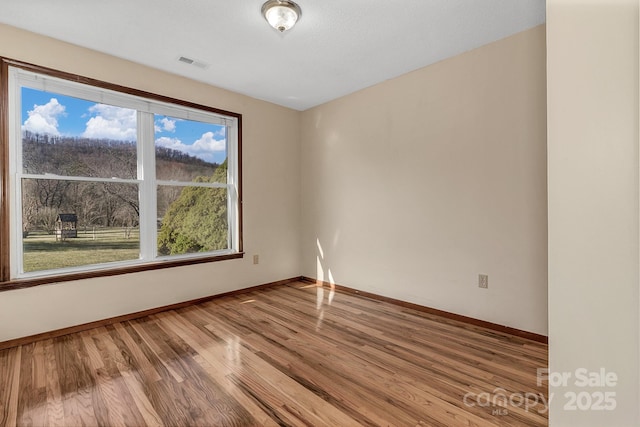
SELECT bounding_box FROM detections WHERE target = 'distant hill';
[22,131,219,180]
[21,132,221,231]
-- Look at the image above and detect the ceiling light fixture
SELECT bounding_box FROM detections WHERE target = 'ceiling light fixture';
[261,0,302,33]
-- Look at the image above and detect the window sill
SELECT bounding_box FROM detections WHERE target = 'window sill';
[0,252,244,292]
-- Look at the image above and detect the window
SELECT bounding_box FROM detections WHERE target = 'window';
[1,60,242,286]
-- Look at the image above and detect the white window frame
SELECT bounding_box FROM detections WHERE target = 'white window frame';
[7,65,241,280]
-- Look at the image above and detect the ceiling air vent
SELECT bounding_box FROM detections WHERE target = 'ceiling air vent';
[177,56,210,70]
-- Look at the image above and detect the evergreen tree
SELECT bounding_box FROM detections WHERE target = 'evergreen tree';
[157,160,228,255]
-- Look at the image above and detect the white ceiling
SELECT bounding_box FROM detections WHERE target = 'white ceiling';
[0,0,545,111]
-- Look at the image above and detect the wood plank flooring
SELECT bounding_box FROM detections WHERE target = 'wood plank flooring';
[0,282,548,426]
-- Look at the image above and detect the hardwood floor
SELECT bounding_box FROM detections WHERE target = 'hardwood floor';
[0,282,548,426]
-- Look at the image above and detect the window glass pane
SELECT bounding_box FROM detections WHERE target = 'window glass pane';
[154,115,226,182]
[8,66,240,282]
[21,87,137,179]
[157,184,228,256]
[21,178,140,273]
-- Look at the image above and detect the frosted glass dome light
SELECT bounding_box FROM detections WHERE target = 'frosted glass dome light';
[262,0,302,33]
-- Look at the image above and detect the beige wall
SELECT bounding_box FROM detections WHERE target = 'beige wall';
[0,24,302,342]
[547,0,640,425]
[300,26,548,335]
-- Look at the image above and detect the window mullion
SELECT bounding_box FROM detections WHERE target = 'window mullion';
[226,123,238,251]
[138,111,157,261]
[9,69,24,277]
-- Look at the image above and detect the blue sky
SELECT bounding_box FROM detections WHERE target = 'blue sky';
[21,87,227,164]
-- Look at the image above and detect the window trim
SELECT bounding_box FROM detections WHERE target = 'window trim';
[0,57,244,291]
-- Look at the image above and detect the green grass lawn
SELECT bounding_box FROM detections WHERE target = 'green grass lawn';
[23,228,140,273]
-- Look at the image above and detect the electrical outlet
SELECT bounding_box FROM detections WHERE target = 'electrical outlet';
[478,274,488,289]
[253,254,259,265]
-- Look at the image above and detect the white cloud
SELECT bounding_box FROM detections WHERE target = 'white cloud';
[156,131,225,163]
[22,98,65,135]
[193,131,226,153]
[157,117,176,133]
[82,104,137,141]
[155,137,183,151]
[212,127,226,139]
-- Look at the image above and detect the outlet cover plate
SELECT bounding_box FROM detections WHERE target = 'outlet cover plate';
[479,274,488,289]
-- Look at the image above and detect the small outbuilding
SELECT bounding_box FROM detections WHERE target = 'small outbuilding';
[55,213,78,240]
